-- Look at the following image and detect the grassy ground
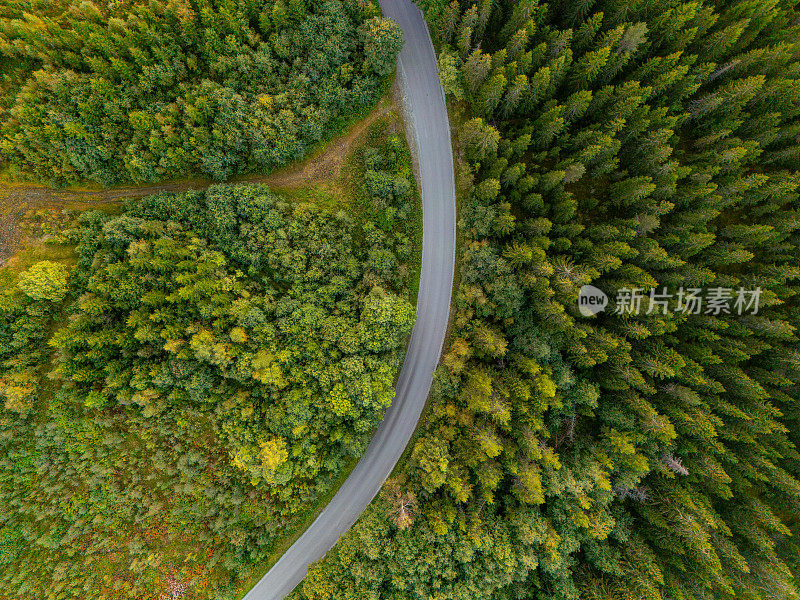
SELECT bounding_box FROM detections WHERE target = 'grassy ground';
[0,208,238,600]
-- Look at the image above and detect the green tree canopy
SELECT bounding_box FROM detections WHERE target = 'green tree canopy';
[360,16,405,77]
[17,261,69,302]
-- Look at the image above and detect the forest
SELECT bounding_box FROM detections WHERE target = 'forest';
[0,0,402,185]
[292,1,800,600]
[0,1,420,593]
[0,124,419,597]
[2,0,800,599]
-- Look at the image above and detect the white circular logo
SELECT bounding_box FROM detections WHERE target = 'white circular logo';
[577,285,608,317]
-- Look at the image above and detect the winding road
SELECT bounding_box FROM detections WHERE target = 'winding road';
[240,0,456,598]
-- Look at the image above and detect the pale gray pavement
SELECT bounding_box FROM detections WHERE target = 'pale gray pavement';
[240,0,456,598]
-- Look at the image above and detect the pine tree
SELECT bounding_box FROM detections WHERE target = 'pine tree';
[463,49,493,96]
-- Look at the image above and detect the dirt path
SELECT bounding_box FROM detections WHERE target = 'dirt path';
[261,100,391,187]
[0,99,393,263]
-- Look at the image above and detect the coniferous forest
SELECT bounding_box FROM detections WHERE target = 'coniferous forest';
[293,1,800,600]
[1,1,800,600]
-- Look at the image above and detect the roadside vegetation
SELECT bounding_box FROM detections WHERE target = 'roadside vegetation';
[293,2,800,600]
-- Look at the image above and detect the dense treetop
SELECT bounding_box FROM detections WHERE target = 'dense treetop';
[0,0,403,184]
[293,2,800,600]
[0,170,417,597]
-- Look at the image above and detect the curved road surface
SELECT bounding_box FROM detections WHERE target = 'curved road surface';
[241,1,456,598]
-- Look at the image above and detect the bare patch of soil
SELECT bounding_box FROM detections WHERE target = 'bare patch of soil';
[257,99,392,188]
[0,100,394,264]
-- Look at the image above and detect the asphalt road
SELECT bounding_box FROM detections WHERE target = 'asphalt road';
[240,1,456,598]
